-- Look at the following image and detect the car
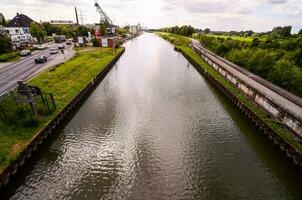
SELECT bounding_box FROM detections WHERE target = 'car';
[34,55,47,63]
[37,45,46,50]
[19,50,31,56]
[66,40,72,45]
[58,44,65,49]
[50,48,59,54]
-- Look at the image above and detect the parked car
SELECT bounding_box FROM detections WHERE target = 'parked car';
[34,55,47,63]
[58,44,65,49]
[54,35,66,43]
[50,48,59,54]
[19,50,31,56]
[37,45,46,50]
[66,39,72,45]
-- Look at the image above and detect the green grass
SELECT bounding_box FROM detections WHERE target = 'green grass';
[156,32,302,154]
[0,52,20,62]
[207,34,255,43]
[0,47,123,171]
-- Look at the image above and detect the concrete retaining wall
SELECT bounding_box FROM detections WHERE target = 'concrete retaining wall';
[175,47,302,169]
[191,43,302,139]
[0,48,125,188]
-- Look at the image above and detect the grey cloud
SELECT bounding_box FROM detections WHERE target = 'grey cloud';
[183,1,230,13]
[235,7,252,15]
[268,0,288,4]
[162,0,252,15]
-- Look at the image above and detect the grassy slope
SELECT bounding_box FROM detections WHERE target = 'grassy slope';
[207,34,255,43]
[156,32,302,154]
[0,47,123,171]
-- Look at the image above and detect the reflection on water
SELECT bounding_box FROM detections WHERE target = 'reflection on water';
[4,33,302,200]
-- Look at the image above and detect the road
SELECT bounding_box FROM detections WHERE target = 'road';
[0,42,75,96]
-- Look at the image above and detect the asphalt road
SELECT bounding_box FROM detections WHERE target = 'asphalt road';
[0,42,75,96]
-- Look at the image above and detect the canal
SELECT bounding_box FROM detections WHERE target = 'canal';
[3,33,302,199]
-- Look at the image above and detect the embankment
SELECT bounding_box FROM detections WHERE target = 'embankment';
[0,47,125,187]
[157,32,302,168]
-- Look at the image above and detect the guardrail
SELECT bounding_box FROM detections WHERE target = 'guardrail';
[191,41,302,138]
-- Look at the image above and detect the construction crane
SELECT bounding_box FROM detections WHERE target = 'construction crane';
[94,2,115,35]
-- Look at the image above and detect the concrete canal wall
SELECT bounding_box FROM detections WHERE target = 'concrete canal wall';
[191,42,302,139]
[175,46,302,169]
[0,48,126,188]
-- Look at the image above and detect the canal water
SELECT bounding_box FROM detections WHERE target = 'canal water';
[4,33,302,199]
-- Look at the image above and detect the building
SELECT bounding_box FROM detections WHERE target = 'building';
[5,13,34,47]
[129,24,141,35]
[50,20,74,25]
[96,36,119,48]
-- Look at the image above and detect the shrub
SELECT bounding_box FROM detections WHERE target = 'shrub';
[0,52,18,62]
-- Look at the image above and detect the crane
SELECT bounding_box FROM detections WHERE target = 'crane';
[94,2,115,35]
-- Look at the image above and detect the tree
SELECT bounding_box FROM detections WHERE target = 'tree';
[76,25,91,36]
[251,38,260,48]
[0,30,12,53]
[204,28,211,34]
[30,22,46,42]
[271,26,292,37]
[61,25,75,38]
[268,59,302,96]
[298,29,302,35]
[0,15,6,26]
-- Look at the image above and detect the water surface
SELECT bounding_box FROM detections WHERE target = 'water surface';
[4,33,302,200]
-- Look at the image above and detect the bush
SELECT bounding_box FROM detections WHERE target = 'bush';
[0,36,13,54]
[92,38,99,47]
[0,52,18,62]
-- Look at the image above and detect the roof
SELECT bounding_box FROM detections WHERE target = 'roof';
[7,13,35,27]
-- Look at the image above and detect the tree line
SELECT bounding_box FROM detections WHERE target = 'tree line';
[194,34,302,97]
[158,25,302,97]
[159,25,195,36]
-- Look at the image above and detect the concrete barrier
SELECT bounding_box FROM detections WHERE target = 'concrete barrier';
[175,46,302,169]
[0,48,125,188]
[191,42,302,139]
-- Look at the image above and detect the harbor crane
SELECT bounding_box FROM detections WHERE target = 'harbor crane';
[94,2,115,35]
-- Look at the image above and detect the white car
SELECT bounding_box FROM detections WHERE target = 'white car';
[50,48,59,54]
[19,50,31,56]
[37,45,46,50]
[66,39,72,45]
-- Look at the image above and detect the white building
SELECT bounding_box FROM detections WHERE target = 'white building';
[129,24,141,35]
[4,27,33,45]
[5,13,34,48]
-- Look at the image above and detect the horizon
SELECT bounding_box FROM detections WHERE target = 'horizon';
[0,0,301,33]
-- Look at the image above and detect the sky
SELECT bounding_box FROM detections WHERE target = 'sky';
[0,0,302,33]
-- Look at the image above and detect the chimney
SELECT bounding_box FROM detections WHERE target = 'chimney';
[75,7,79,25]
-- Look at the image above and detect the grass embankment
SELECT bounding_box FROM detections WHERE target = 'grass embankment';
[0,47,123,171]
[0,52,20,62]
[156,32,302,154]
[207,34,255,43]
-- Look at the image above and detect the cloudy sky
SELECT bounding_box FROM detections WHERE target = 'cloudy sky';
[1,0,301,32]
